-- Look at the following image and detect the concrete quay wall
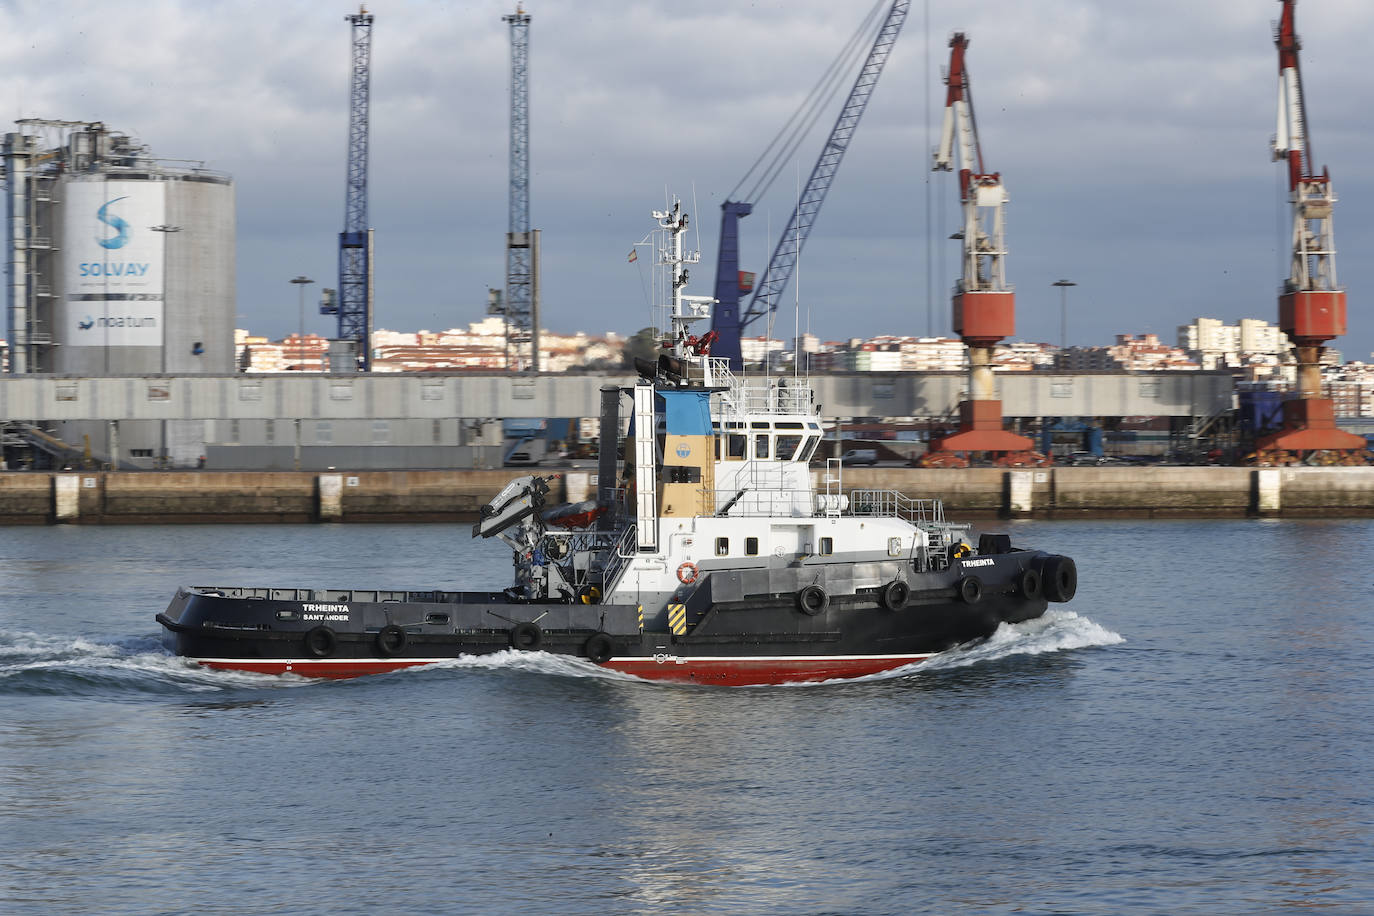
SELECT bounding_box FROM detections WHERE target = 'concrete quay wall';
[0,467,1370,524]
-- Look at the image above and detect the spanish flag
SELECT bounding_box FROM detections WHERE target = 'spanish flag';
[627,249,638,263]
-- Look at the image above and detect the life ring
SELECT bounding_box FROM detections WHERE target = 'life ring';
[676,562,700,585]
[303,625,337,658]
[1040,555,1078,603]
[880,580,910,611]
[958,576,983,604]
[509,621,544,651]
[1018,567,1043,600]
[797,584,829,616]
[583,632,615,664]
[375,624,408,657]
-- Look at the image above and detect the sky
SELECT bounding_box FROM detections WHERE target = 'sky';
[3,0,1373,360]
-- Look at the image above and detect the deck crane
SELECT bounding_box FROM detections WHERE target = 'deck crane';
[709,0,909,370]
[1255,0,1366,462]
[920,32,1038,466]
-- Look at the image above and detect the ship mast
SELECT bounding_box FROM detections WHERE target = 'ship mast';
[652,199,718,382]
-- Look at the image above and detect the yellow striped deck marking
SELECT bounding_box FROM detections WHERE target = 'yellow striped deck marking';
[668,603,686,636]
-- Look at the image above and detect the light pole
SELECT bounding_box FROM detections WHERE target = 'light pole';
[1052,279,1077,350]
[150,224,182,468]
[150,225,182,373]
[290,275,314,368]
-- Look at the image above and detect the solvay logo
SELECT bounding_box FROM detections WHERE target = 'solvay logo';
[78,316,95,330]
[96,197,131,250]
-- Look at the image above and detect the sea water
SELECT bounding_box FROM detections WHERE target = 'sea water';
[1,519,1371,915]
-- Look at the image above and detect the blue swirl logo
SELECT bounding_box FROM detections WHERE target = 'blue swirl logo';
[96,197,131,250]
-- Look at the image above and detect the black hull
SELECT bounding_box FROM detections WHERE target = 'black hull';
[158,552,1076,685]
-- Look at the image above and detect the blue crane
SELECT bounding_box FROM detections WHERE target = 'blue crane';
[322,6,374,370]
[710,0,909,370]
[502,5,538,371]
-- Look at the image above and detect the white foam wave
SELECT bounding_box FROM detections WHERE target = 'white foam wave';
[0,627,311,692]
[924,607,1123,671]
[406,648,642,683]
[794,608,1124,686]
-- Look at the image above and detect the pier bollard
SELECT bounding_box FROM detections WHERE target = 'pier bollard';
[1007,470,1034,517]
[1254,468,1281,516]
[53,474,80,523]
[318,474,344,521]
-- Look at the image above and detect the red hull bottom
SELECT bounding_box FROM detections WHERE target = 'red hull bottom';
[193,653,933,686]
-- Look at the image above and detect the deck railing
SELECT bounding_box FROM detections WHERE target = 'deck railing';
[847,490,947,525]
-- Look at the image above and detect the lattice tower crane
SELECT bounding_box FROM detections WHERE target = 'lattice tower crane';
[501,4,539,372]
[322,6,374,371]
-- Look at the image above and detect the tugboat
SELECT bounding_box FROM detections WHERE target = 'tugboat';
[158,200,1077,685]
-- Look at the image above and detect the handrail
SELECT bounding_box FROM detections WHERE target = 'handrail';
[847,490,947,525]
[599,523,638,595]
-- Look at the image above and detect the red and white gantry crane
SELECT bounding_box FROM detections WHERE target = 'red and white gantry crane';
[1257,0,1366,459]
[923,32,1039,465]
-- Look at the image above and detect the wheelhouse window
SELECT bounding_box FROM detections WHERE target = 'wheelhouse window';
[715,537,729,556]
[754,435,770,459]
[745,537,759,556]
[820,537,834,556]
[777,435,803,461]
[727,435,747,460]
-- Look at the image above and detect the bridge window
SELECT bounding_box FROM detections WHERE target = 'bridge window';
[777,435,803,461]
[727,434,747,460]
[820,537,833,556]
[715,537,729,556]
[745,537,759,556]
[754,435,770,459]
[800,436,820,462]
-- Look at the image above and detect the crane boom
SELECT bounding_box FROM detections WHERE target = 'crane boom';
[709,0,908,369]
[1273,0,1340,312]
[934,33,1010,307]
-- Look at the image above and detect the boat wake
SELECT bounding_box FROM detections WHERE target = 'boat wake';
[1,609,1121,695]
[855,607,1124,684]
[0,628,309,696]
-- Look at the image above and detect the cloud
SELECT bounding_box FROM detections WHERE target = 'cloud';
[1,0,1371,359]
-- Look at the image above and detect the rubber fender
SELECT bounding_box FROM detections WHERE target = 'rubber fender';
[375,624,408,657]
[1040,555,1078,603]
[583,632,615,664]
[1018,567,1043,600]
[797,584,829,616]
[880,580,910,611]
[510,621,544,651]
[958,576,983,604]
[304,625,337,659]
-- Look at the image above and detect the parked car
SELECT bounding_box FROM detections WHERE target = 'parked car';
[841,448,879,467]
[1066,451,1104,466]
